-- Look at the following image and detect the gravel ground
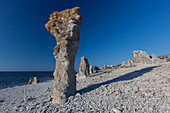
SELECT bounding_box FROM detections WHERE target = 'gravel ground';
[0,63,170,113]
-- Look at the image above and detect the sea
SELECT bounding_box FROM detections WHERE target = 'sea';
[0,71,54,89]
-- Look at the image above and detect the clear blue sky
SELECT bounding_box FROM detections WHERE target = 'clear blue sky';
[0,0,169,71]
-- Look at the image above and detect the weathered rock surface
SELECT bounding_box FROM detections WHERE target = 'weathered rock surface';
[90,65,100,73]
[122,59,135,68]
[152,57,166,64]
[121,51,167,68]
[28,77,38,84]
[77,56,90,78]
[1,62,169,112]
[133,50,167,65]
[45,7,81,104]
[151,54,164,64]
[133,51,152,65]
[127,59,135,67]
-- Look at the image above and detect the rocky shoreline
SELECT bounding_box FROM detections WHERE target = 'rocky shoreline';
[0,62,169,112]
[0,73,53,89]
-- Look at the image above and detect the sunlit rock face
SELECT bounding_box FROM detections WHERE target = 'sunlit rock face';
[45,7,81,104]
[133,51,152,65]
[77,56,90,78]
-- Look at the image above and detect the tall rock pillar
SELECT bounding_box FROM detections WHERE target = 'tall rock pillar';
[45,7,81,104]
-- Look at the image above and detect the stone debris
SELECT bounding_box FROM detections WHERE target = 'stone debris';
[27,77,38,84]
[0,62,170,112]
[77,56,90,78]
[45,7,81,104]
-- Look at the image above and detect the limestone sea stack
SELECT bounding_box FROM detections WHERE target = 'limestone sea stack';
[77,56,90,78]
[45,7,81,104]
[133,50,166,65]
[133,51,152,65]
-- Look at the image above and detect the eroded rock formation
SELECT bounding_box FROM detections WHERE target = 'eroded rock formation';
[133,51,152,65]
[77,56,90,78]
[122,59,135,67]
[45,7,81,104]
[133,51,166,65]
[127,59,135,67]
[90,65,100,73]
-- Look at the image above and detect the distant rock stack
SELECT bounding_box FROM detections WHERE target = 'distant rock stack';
[90,65,100,73]
[28,77,38,84]
[133,51,166,65]
[45,7,81,104]
[133,51,152,65]
[77,56,90,78]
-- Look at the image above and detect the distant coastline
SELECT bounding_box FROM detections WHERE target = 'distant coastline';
[0,71,54,89]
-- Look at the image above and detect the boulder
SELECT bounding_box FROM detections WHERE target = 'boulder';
[77,56,90,78]
[28,77,38,84]
[90,65,100,73]
[45,7,81,104]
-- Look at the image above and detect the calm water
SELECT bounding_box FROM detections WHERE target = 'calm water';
[0,71,53,89]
